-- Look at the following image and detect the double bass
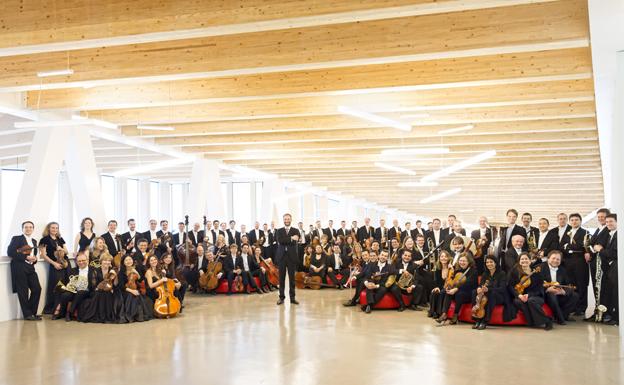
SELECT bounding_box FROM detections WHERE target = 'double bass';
[175,215,198,283]
[154,270,181,318]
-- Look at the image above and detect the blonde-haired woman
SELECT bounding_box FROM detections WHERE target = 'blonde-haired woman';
[89,236,111,268]
[39,222,70,314]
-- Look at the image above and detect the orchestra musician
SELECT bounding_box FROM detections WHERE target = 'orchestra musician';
[223,244,244,295]
[391,250,423,311]
[276,214,300,305]
[497,209,527,256]
[536,218,559,263]
[521,213,540,241]
[470,216,492,276]
[8,221,42,321]
[118,254,153,323]
[39,222,70,314]
[326,244,349,289]
[508,252,553,330]
[53,252,94,321]
[374,219,389,250]
[90,236,112,268]
[428,250,452,319]
[357,218,375,245]
[101,220,121,257]
[74,217,95,255]
[538,250,579,324]
[188,222,204,247]
[503,235,525,273]
[252,246,272,292]
[343,250,373,307]
[143,219,159,243]
[585,209,611,308]
[436,254,477,325]
[560,213,589,315]
[309,244,327,280]
[155,220,173,258]
[592,214,618,325]
[199,250,222,296]
[121,218,138,255]
[337,220,349,239]
[471,255,507,330]
[240,243,263,294]
[161,252,187,305]
[362,250,396,314]
[77,254,117,323]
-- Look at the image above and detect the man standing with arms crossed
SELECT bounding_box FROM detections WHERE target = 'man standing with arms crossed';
[276,213,300,305]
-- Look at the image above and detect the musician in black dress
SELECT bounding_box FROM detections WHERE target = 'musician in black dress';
[118,254,153,323]
[471,255,507,330]
[252,245,271,292]
[39,222,70,314]
[162,253,187,305]
[429,251,452,319]
[77,254,118,323]
[436,254,477,325]
[7,221,42,321]
[73,217,95,255]
[309,244,327,280]
[90,237,111,269]
[276,213,300,305]
[509,252,553,330]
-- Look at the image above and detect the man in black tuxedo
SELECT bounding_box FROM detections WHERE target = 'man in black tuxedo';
[561,213,590,315]
[521,212,540,242]
[585,208,611,295]
[276,213,300,305]
[188,222,204,247]
[312,220,324,242]
[374,218,388,245]
[388,219,401,243]
[121,218,139,254]
[226,220,241,247]
[539,250,579,324]
[554,213,572,252]
[143,219,159,242]
[172,222,187,264]
[155,220,173,258]
[414,220,426,238]
[323,220,337,244]
[248,221,265,246]
[497,209,527,257]
[101,220,121,256]
[401,222,415,241]
[222,244,243,295]
[536,218,559,262]
[470,216,493,276]
[594,214,618,324]
[441,214,465,240]
[503,235,525,273]
[337,220,349,238]
[7,221,41,320]
[53,252,94,321]
[357,217,374,244]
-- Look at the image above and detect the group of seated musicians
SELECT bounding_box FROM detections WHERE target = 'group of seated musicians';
[7,207,618,329]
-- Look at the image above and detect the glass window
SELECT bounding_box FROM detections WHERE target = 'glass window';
[127,178,138,223]
[150,181,159,220]
[313,195,320,220]
[255,182,263,220]
[170,183,184,225]
[232,182,251,227]
[221,182,230,220]
[1,169,25,250]
[101,175,115,220]
[328,199,340,223]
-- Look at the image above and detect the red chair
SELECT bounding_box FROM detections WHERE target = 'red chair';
[215,277,263,294]
[359,291,412,309]
[324,274,344,287]
[449,301,555,325]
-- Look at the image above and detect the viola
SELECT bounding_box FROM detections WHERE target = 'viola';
[514,266,542,295]
[471,279,490,319]
[154,270,181,318]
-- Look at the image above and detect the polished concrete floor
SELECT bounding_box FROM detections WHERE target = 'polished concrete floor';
[0,289,622,385]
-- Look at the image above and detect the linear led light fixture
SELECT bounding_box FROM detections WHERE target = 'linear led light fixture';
[338,106,411,131]
[421,150,496,182]
[374,162,416,176]
[71,114,118,130]
[399,113,430,119]
[438,124,474,135]
[15,117,117,130]
[397,181,439,187]
[381,147,450,156]
[137,124,176,131]
[37,69,74,77]
[112,157,194,177]
[420,188,462,204]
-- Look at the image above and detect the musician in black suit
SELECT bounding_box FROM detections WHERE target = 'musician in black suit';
[223,244,244,295]
[53,252,95,321]
[362,250,396,313]
[503,235,525,273]
[585,208,611,297]
[374,219,388,248]
[326,244,348,289]
[172,222,187,265]
[391,250,423,311]
[560,213,590,315]
[7,221,41,320]
[143,219,159,243]
[388,219,401,244]
[323,220,337,244]
[188,222,204,247]
[357,218,375,244]
[213,220,226,239]
[536,218,559,262]
[262,223,276,259]
[189,245,209,292]
[337,220,349,238]
[239,244,263,294]
[470,216,493,275]
[121,218,139,254]
[521,213,540,242]
[101,220,121,257]
[414,220,426,238]
[554,213,572,251]
[425,218,444,249]
[226,220,241,247]
[155,220,173,258]
[276,213,300,305]
[248,222,265,246]
[344,250,374,307]
[441,214,465,240]
[311,221,324,242]
[539,251,579,324]
[594,214,618,324]
[401,222,415,241]
[497,209,527,256]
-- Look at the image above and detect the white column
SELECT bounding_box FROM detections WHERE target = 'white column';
[287,188,302,222]
[137,178,151,229]
[115,177,128,231]
[8,127,68,237]
[188,159,223,223]
[58,171,74,249]
[250,182,258,223]
[302,193,315,225]
[64,127,107,231]
[159,181,171,223]
[613,52,624,338]
[260,178,286,223]
[318,195,329,222]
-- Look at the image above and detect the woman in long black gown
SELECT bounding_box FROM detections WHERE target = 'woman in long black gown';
[78,255,117,323]
[161,253,187,305]
[428,251,452,319]
[73,217,95,255]
[118,255,153,323]
[436,254,478,324]
[509,252,553,330]
[39,222,70,314]
[471,255,507,330]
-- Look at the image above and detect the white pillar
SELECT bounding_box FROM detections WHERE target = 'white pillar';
[318,195,329,222]
[613,52,624,338]
[8,127,67,237]
[287,187,301,223]
[188,159,223,223]
[137,178,151,229]
[302,193,315,225]
[115,177,128,231]
[250,182,258,223]
[260,178,285,223]
[159,181,171,223]
[58,171,74,249]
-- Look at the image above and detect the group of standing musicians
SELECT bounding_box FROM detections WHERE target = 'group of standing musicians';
[7,209,618,330]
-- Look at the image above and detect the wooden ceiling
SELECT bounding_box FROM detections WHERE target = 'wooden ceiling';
[1,0,604,223]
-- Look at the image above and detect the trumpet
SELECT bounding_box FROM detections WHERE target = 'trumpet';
[427,237,438,272]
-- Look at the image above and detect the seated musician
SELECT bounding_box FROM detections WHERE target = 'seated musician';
[77,254,118,323]
[118,254,153,322]
[429,251,452,319]
[326,244,349,289]
[299,245,314,272]
[436,253,477,325]
[343,250,372,306]
[161,253,187,304]
[145,255,168,303]
[389,238,401,264]
[187,244,206,292]
[539,250,579,325]
[132,238,150,277]
[362,250,396,314]
[450,236,473,266]
[508,252,553,330]
[471,255,507,330]
[252,245,272,292]
[240,244,263,294]
[309,244,327,279]
[391,249,423,311]
[53,252,94,321]
[90,236,111,268]
[213,234,229,259]
[414,234,434,305]
[223,244,244,295]
[504,235,525,272]
[199,250,222,295]
[320,234,331,254]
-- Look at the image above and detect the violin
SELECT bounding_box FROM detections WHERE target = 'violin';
[471,279,490,319]
[514,266,542,295]
[96,269,117,292]
[198,257,223,291]
[543,281,576,290]
[154,270,181,318]
[444,267,470,292]
[17,244,34,255]
[52,238,69,269]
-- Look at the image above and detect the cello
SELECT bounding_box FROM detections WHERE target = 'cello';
[154,270,181,318]
[258,255,279,287]
[198,255,223,291]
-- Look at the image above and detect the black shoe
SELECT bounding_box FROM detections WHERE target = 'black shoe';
[65,313,72,322]
[397,306,405,312]
[605,319,618,326]
[338,285,344,290]
[245,289,252,295]
[268,286,274,292]
[51,314,62,320]
[276,299,284,305]
[34,315,43,320]
[343,301,357,307]
[583,315,596,322]
[364,305,372,314]
[472,322,479,329]
[544,321,553,331]
[478,322,487,330]
[565,316,576,322]
[410,305,421,311]
[449,315,458,325]
[255,289,262,295]
[290,299,299,305]
[556,319,567,325]
[24,315,38,321]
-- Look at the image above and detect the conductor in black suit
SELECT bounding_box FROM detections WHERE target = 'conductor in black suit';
[276,213,300,305]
